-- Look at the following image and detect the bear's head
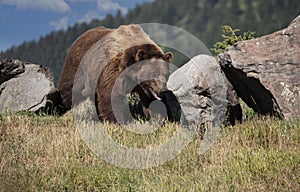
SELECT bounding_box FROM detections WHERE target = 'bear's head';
[96,43,176,123]
[127,44,173,104]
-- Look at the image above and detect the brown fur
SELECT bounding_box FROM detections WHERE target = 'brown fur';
[58,27,114,111]
[58,25,173,122]
[96,44,172,122]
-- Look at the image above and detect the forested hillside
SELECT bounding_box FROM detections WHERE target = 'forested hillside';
[1,0,299,84]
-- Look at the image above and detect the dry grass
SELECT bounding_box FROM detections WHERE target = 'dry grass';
[0,112,299,191]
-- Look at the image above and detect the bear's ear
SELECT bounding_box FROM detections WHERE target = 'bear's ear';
[164,52,173,63]
[135,49,148,62]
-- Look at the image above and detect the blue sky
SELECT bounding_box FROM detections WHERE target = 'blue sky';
[0,0,155,52]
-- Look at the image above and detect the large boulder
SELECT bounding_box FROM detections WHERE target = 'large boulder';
[218,15,300,121]
[0,59,25,84]
[167,55,242,128]
[0,59,62,113]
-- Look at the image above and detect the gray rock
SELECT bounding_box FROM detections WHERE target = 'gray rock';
[0,59,62,113]
[0,59,25,84]
[167,55,240,128]
[218,15,300,121]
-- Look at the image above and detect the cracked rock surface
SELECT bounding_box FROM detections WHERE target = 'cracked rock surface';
[0,59,62,113]
[218,15,300,121]
[167,55,241,128]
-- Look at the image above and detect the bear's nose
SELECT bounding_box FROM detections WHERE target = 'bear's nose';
[159,88,169,95]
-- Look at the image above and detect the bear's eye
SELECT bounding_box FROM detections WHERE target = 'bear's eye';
[142,54,149,60]
[135,49,148,61]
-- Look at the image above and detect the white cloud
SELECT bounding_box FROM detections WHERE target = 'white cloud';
[67,0,93,2]
[0,0,71,13]
[50,17,69,30]
[97,0,128,15]
[79,11,101,23]
[70,0,129,24]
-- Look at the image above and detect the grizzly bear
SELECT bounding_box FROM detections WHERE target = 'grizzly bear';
[58,24,180,123]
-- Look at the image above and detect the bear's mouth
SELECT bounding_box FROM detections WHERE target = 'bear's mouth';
[138,82,164,102]
[149,90,162,100]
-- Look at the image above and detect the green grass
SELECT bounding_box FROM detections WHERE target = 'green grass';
[0,112,299,191]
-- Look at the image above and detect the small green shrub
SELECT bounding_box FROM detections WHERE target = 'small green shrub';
[211,25,255,54]
[124,92,141,106]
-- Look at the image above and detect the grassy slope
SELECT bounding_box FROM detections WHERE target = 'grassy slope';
[0,113,299,191]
